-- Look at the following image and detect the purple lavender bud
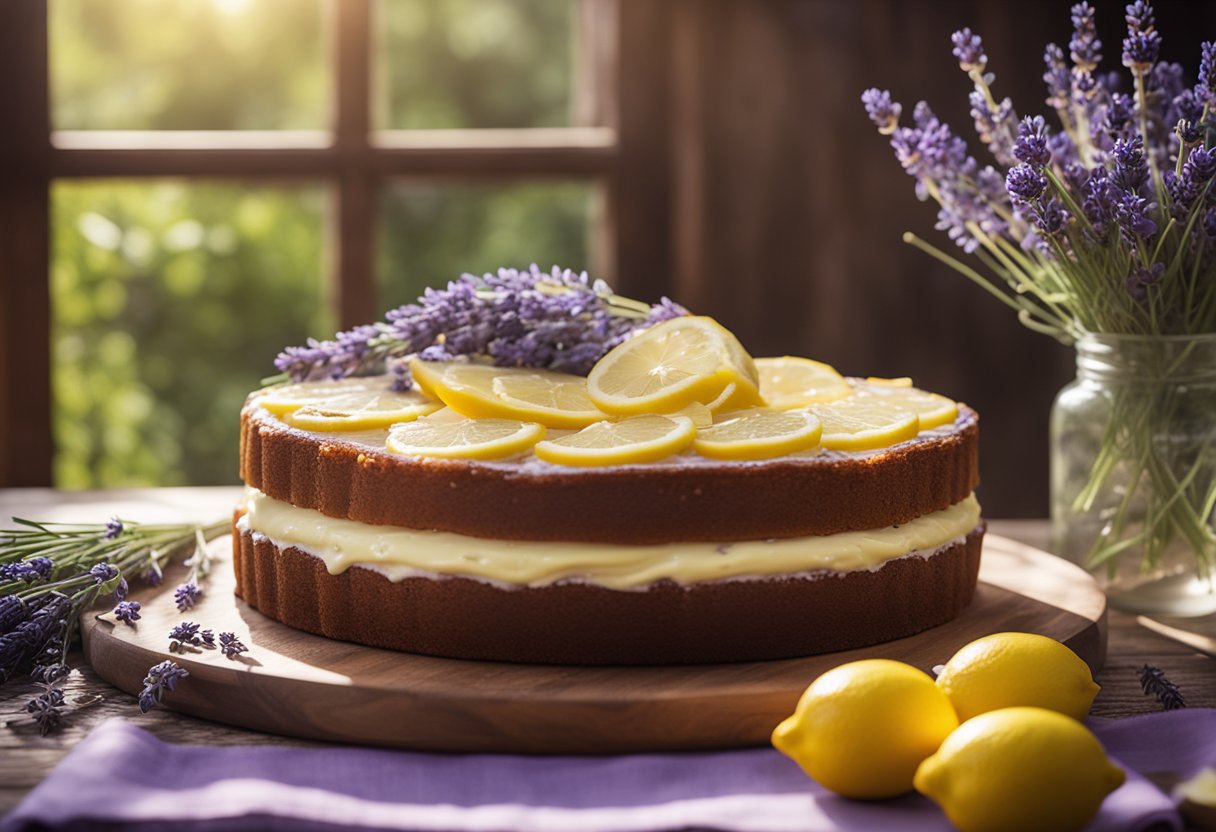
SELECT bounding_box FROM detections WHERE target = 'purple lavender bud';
[1126,262,1165,302]
[951,28,987,73]
[1122,1,1160,72]
[1034,199,1072,237]
[31,662,68,685]
[1044,44,1072,109]
[1103,92,1136,142]
[168,621,201,646]
[200,629,216,647]
[969,90,1017,166]
[1007,164,1048,202]
[25,691,63,735]
[104,516,123,540]
[1117,192,1159,241]
[861,88,902,135]
[112,600,141,624]
[1082,167,1118,236]
[138,660,189,713]
[0,594,69,683]
[1111,137,1150,193]
[1070,3,1102,72]
[0,595,26,635]
[173,581,201,612]
[1167,147,1216,217]
[218,631,248,659]
[1200,41,1216,107]
[1013,116,1052,168]
[89,563,118,584]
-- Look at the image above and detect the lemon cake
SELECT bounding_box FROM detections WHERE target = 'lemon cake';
[234,316,983,664]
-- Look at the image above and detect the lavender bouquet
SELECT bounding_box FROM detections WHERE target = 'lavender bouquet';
[863,3,1216,604]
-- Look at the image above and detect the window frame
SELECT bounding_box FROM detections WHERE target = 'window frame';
[0,0,674,487]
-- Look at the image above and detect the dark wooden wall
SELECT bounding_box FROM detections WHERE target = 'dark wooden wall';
[618,0,1215,517]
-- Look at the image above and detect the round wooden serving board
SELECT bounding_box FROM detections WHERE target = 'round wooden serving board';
[82,534,1106,754]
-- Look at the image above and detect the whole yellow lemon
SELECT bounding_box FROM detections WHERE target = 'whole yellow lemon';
[914,706,1125,832]
[936,632,1099,722]
[771,659,958,799]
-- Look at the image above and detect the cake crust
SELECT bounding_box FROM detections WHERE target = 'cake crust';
[233,523,985,665]
[240,404,980,544]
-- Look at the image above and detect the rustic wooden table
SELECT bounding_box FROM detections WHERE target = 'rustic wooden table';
[2,487,1215,816]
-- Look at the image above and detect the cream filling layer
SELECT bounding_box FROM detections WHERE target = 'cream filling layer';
[238,488,981,590]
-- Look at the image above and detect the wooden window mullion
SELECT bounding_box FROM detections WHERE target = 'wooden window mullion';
[0,0,52,486]
[333,0,378,329]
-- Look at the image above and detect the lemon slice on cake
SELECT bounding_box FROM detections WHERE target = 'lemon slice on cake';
[852,380,959,430]
[408,359,607,429]
[256,375,442,431]
[386,411,545,460]
[534,415,696,467]
[756,356,852,408]
[809,398,920,451]
[587,317,763,415]
[693,409,822,460]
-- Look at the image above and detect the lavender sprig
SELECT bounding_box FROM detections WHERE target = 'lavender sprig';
[1138,664,1186,710]
[270,265,687,391]
[138,660,189,713]
[1,515,228,731]
[24,662,68,736]
[218,631,248,659]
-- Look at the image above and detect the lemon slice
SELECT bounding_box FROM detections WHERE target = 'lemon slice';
[408,359,607,429]
[852,381,959,430]
[693,409,822,460]
[386,413,545,460]
[587,317,763,415]
[865,376,914,387]
[257,375,442,431]
[534,415,696,467]
[809,398,920,451]
[756,356,852,408]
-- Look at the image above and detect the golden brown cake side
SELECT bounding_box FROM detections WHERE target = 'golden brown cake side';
[233,522,985,665]
[240,404,980,544]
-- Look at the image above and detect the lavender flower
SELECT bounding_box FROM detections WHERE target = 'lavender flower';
[0,557,53,584]
[1122,1,1160,72]
[0,594,69,683]
[173,581,201,612]
[1070,3,1102,73]
[1013,116,1052,168]
[104,517,123,540]
[861,88,901,134]
[1166,147,1216,218]
[25,688,64,735]
[1103,92,1136,142]
[1111,137,1150,193]
[1138,664,1185,710]
[1007,164,1048,202]
[274,266,687,389]
[1033,199,1072,238]
[0,595,25,635]
[1044,44,1073,111]
[951,28,987,73]
[1116,192,1158,242]
[1126,262,1165,302]
[138,660,189,713]
[1082,166,1119,237]
[112,600,141,624]
[200,629,215,647]
[218,632,248,659]
[168,621,201,649]
[1200,41,1216,107]
[89,563,118,584]
[969,90,1017,167]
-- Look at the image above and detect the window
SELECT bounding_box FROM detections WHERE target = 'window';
[0,0,671,488]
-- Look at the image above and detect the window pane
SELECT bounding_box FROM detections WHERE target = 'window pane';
[51,0,327,130]
[376,0,577,129]
[377,181,596,310]
[52,182,330,488]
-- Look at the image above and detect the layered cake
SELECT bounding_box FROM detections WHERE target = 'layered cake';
[234,308,983,665]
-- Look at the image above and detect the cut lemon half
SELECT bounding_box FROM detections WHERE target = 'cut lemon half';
[534,415,696,467]
[693,409,822,460]
[809,398,920,451]
[853,381,959,430]
[408,359,607,429]
[386,413,545,460]
[587,317,763,415]
[756,356,852,408]
[257,375,442,431]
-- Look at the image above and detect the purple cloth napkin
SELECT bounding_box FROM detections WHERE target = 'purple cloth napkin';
[4,711,1210,832]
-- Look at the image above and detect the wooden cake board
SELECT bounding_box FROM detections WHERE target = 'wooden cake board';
[81,534,1106,754]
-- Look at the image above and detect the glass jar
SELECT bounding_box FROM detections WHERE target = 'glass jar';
[1050,333,1216,616]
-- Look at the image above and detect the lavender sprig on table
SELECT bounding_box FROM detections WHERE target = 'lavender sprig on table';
[1138,663,1186,710]
[269,264,687,390]
[138,660,189,713]
[0,515,227,732]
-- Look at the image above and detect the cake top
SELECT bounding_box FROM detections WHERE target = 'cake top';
[258,266,966,469]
